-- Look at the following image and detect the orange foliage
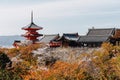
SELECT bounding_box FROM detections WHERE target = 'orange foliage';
[101,42,113,52]
[1,42,120,80]
[39,61,85,80]
[19,44,40,55]
[21,70,42,80]
[7,48,19,58]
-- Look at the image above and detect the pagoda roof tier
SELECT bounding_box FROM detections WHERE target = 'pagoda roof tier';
[22,22,43,30]
[22,34,43,37]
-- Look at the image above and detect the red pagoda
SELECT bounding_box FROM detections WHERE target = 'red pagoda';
[22,12,43,43]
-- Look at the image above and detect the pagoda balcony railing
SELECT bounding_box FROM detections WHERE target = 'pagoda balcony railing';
[22,34,43,37]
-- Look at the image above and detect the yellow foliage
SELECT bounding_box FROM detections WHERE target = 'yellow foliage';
[101,42,113,52]
[1,42,120,79]
[19,44,40,55]
[7,48,19,58]
[38,61,86,80]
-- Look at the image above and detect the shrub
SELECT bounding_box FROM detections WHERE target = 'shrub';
[0,69,22,80]
[0,52,12,69]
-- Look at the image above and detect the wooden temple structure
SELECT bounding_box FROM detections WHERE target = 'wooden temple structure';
[22,11,43,43]
[13,12,43,48]
[78,28,120,47]
[40,34,61,47]
[12,12,120,48]
[58,33,79,47]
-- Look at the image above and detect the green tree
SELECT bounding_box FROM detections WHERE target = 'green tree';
[0,52,12,69]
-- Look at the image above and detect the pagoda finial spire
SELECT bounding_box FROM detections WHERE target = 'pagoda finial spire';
[31,11,33,23]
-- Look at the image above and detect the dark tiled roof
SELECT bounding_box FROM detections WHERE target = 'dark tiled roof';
[40,34,59,43]
[63,33,78,37]
[22,22,43,29]
[63,33,79,41]
[78,28,115,43]
[87,28,115,36]
[78,36,110,42]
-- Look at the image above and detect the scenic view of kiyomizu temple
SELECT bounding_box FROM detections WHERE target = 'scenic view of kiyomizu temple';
[2,0,120,80]
[13,12,120,48]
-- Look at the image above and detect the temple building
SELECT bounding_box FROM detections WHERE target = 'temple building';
[78,28,120,47]
[40,34,61,47]
[22,11,43,43]
[13,12,43,48]
[58,33,79,47]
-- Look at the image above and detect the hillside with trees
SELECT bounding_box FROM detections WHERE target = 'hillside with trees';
[0,43,120,80]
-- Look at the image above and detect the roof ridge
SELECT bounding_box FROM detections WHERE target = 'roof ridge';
[44,34,59,36]
[87,35,110,36]
[89,28,115,30]
[63,32,78,34]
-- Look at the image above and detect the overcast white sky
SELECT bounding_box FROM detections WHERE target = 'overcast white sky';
[0,0,120,35]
